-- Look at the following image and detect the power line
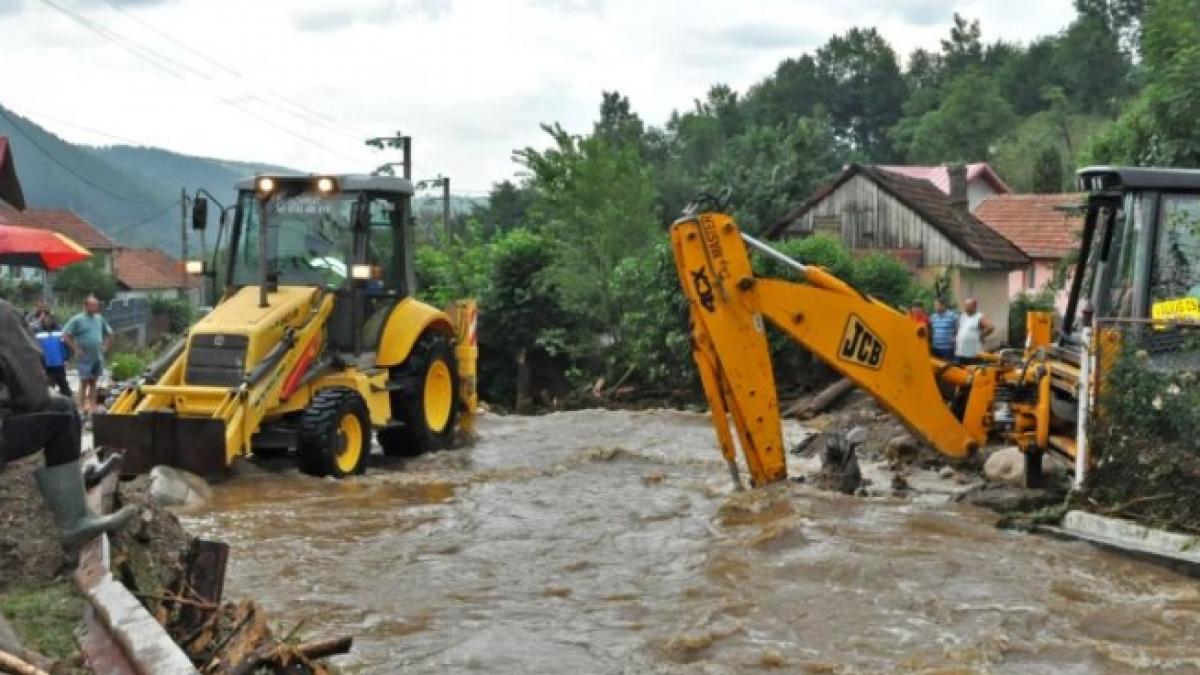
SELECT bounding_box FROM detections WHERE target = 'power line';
[107,201,178,239]
[37,0,206,81]
[96,0,369,144]
[8,104,148,146]
[0,106,170,206]
[36,0,372,167]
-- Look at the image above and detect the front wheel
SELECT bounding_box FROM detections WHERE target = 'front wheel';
[298,387,370,478]
[379,332,458,457]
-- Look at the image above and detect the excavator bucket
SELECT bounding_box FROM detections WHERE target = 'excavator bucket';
[93,412,227,477]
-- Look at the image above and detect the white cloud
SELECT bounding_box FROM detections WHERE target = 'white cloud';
[0,0,1078,193]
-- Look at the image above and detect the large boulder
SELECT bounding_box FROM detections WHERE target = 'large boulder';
[148,466,213,511]
[984,447,1068,485]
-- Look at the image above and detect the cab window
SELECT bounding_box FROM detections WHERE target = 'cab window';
[1151,194,1200,306]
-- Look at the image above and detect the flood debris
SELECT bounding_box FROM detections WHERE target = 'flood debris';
[110,485,354,674]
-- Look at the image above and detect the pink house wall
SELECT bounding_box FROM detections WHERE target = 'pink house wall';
[1008,260,1071,314]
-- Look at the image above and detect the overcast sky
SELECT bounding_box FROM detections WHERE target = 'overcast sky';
[1,0,1077,195]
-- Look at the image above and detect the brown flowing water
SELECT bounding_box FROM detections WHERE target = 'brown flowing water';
[182,410,1200,674]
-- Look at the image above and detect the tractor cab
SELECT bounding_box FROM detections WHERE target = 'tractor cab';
[211,174,417,360]
[1063,167,1200,339]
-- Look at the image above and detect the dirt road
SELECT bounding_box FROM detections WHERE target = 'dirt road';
[182,410,1200,673]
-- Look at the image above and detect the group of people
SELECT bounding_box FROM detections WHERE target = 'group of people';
[907,297,995,364]
[24,295,114,422]
[1,296,133,547]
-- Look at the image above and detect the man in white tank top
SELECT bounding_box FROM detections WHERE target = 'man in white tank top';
[955,298,994,364]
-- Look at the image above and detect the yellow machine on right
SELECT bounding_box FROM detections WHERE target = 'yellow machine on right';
[672,167,1200,489]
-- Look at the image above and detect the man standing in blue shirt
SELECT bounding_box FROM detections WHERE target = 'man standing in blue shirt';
[62,295,112,420]
[929,297,958,361]
[35,312,72,397]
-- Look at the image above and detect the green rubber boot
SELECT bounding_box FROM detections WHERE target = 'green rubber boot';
[34,460,138,546]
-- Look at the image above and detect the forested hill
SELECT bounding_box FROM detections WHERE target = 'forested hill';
[0,104,291,255]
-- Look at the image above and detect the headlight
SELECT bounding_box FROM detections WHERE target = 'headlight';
[255,176,276,195]
[350,264,375,280]
[185,260,205,275]
[315,176,337,194]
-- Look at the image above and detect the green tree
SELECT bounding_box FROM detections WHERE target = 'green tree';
[1031,146,1065,193]
[893,68,1018,163]
[1087,0,1200,166]
[515,120,660,353]
[699,116,841,234]
[815,27,907,159]
[475,180,533,236]
[53,259,117,303]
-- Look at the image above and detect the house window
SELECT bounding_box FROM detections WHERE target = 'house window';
[1025,265,1037,290]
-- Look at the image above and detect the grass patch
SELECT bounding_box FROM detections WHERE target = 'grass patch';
[0,580,83,659]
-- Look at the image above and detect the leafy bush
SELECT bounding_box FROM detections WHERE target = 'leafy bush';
[754,235,855,281]
[149,297,194,334]
[1007,291,1058,347]
[0,278,44,306]
[109,352,147,381]
[610,243,695,391]
[851,251,915,307]
[53,259,117,303]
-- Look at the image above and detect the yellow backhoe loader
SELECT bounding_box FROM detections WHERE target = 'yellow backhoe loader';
[94,174,478,478]
[672,167,1200,489]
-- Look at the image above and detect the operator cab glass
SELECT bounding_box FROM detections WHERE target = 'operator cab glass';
[231,190,407,292]
[1067,168,1200,333]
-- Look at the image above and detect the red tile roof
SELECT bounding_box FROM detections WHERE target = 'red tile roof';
[875,163,1012,195]
[113,247,194,290]
[0,136,26,210]
[0,208,117,250]
[974,193,1085,260]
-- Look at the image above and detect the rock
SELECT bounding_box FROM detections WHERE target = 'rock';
[148,466,213,511]
[884,434,919,468]
[983,447,1025,484]
[955,483,1065,514]
[816,430,862,495]
[938,466,956,480]
[984,447,1068,485]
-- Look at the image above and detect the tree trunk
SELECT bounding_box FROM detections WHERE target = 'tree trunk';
[515,347,532,414]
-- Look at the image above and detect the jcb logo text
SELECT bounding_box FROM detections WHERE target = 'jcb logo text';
[839,315,885,369]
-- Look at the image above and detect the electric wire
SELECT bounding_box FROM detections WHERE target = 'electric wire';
[0,106,171,206]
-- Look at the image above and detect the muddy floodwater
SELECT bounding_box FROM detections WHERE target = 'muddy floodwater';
[182,410,1200,674]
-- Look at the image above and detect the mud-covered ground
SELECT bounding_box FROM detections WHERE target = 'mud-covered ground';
[182,409,1200,674]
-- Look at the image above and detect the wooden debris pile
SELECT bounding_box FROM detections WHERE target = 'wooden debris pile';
[125,538,352,674]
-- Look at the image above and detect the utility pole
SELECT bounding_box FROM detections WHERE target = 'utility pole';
[416,176,452,242]
[365,131,411,179]
[180,187,189,290]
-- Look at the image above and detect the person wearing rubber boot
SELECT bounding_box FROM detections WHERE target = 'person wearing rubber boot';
[0,299,136,546]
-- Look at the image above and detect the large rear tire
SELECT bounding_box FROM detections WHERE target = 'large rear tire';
[378,332,458,457]
[298,387,370,478]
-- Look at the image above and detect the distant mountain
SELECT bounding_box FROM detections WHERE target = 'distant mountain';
[0,103,292,255]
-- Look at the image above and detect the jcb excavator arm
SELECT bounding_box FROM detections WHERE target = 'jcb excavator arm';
[672,211,983,487]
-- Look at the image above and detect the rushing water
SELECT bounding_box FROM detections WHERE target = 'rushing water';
[182,410,1200,674]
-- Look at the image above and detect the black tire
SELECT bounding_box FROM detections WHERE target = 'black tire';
[297,387,370,478]
[378,332,459,457]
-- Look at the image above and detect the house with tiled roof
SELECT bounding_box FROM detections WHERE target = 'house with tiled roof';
[765,163,1028,344]
[974,193,1085,313]
[874,163,1011,211]
[112,247,200,304]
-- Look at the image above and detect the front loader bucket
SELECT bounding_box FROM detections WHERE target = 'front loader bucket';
[93,411,228,477]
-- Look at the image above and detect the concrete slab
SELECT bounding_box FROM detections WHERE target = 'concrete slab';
[1040,510,1200,578]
